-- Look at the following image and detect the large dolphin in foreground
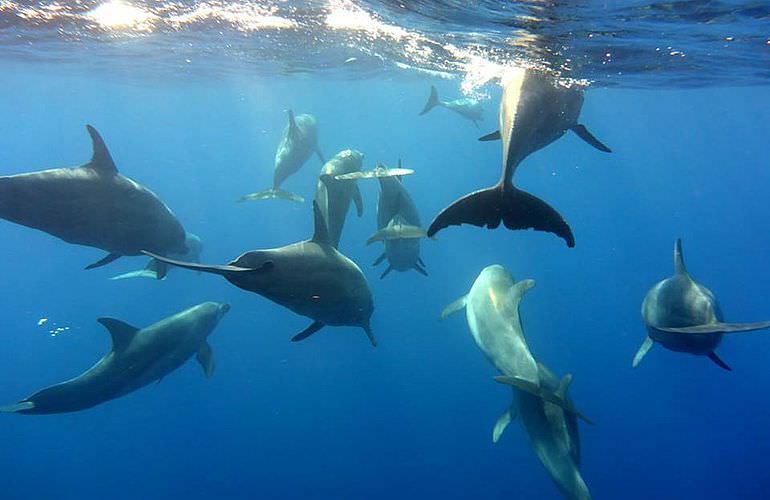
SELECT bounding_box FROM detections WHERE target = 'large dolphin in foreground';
[241,110,324,203]
[0,125,188,270]
[419,85,484,128]
[633,239,770,371]
[111,232,203,281]
[314,149,364,248]
[145,202,376,346]
[0,302,230,415]
[442,265,592,500]
[427,68,611,247]
[369,170,429,279]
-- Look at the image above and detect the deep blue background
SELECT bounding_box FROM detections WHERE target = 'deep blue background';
[1,62,769,499]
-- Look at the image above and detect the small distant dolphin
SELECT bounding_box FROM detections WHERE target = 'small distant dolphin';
[0,302,230,415]
[442,265,592,500]
[315,149,364,248]
[0,125,188,270]
[419,86,484,128]
[111,232,203,281]
[144,202,376,346]
[633,238,770,371]
[427,68,611,247]
[371,170,429,279]
[241,110,324,203]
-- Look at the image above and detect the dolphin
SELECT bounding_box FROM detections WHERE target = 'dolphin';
[241,110,324,203]
[371,171,428,279]
[110,232,203,281]
[441,265,592,500]
[0,302,230,415]
[0,125,188,270]
[144,202,376,346]
[315,149,364,248]
[427,67,611,247]
[419,85,484,128]
[633,238,770,371]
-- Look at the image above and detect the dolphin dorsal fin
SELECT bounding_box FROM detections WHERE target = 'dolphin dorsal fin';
[311,200,331,245]
[97,317,140,352]
[85,125,118,175]
[674,238,688,276]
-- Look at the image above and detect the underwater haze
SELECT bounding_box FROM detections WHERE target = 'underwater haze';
[1,1,770,499]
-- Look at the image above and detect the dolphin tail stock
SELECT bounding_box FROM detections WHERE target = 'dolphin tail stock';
[84,252,121,270]
[0,401,34,413]
[570,124,612,153]
[239,188,305,203]
[494,375,594,425]
[632,336,654,368]
[141,251,275,277]
[419,85,441,115]
[426,183,575,248]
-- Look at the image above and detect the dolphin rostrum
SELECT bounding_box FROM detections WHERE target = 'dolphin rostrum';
[427,68,611,247]
[0,125,188,270]
[241,110,324,203]
[419,85,484,128]
[442,265,592,500]
[144,202,376,346]
[0,302,230,415]
[315,149,364,248]
[633,238,770,371]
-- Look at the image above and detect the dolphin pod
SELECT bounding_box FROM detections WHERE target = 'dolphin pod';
[633,238,770,370]
[419,85,484,128]
[144,202,376,347]
[241,110,325,203]
[427,67,611,247]
[0,125,188,270]
[0,302,230,414]
[441,265,592,500]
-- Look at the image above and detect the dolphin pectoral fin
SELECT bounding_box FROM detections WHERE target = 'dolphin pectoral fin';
[365,230,382,246]
[240,188,305,203]
[0,401,35,413]
[655,321,770,334]
[153,259,169,280]
[291,321,325,342]
[708,352,732,371]
[363,325,377,347]
[85,253,121,270]
[440,295,467,320]
[492,405,516,443]
[142,251,274,277]
[373,252,387,267]
[417,257,426,267]
[632,336,654,368]
[419,85,440,115]
[472,120,481,131]
[380,265,393,279]
[110,269,159,281]
[507,279,536,309]
[494,375,594,425]
[352,184,364,217]
[571,124,612,153]
[427,184,575,248]
[84,125,118,174]
[316,148,325,164]
[478,130,501,141]
[413,263,428,277]
[196,341,215,378]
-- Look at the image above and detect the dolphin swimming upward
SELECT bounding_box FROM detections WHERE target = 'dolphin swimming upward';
[0,125,188,270]
[419,86,484,128]
[427,68,611,247]
[633,238,770,371]
[145,202,376,346]
[315,149,364,249]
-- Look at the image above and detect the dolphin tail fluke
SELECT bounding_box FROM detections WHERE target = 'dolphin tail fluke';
[84,252,121,270]
[492,405,516,444]
[655,321,770,334]
[291,321,325,343]
[419,85,440,115]
[141,251,274,277]
[632,336,654,368]
[239,188,305,203]
[363,325,377,347]
[708,352,732,371]
[427,184,575,247]
[0,401,34,413]
[494,375,593,425]
[571,124,612,153]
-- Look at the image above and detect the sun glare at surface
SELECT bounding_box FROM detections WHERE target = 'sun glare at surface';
[87,1,155,31]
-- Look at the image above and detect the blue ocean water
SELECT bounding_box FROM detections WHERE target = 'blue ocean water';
[1,2,770,499]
